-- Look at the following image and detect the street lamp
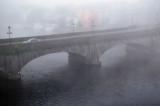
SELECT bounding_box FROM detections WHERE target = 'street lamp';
[91,18,95,34]
[7,26,12,47]
[71,18,75,32]
[156,14,159,24]
[131,14,134,25]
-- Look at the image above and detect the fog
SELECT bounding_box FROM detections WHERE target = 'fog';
[1,1,160,106]
[0,0,160,38]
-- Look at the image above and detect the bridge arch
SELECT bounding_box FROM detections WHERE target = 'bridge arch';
[0,47,94,80]
[99,43,150,61]
[17,50,90,73]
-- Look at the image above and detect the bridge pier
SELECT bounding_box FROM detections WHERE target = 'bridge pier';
[68,53,101,66]
[4,72,21,80]
[0,55,21,80]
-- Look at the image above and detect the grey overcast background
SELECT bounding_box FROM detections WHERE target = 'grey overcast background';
[0,0,160,38]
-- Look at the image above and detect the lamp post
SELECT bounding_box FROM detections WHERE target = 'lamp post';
[156,14,159,24]
[131,14,134,25]
[6,26,13,73]
[71,18,75,32]
[90,18,95,34]
[7,26,12,47]
[7,26,12,53]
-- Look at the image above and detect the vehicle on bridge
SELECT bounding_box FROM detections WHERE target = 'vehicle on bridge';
[23,38,41,43]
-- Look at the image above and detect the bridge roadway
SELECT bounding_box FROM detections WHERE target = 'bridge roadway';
[0,26,138,45]
[0,25,159,48]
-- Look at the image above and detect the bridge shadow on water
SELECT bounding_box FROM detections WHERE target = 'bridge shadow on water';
[1,44,160,106]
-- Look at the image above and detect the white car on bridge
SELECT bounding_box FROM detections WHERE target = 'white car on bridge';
[23,38,41,43]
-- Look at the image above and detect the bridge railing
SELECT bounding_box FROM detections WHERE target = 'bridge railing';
[0,26,137,44]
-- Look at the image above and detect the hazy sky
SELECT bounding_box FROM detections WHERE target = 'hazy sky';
[12,0,139,7]
[0,0,160,38]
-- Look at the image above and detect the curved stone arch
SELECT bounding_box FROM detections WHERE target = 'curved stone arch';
[16,45,94,72]
[13,49,66,73]
[3,45,94,79]
[0,48,69,80]
[20,51,69,72]
[98,42,127,59]
[98,35,153,59]
[19,44,96,72]
[99,42,149,60]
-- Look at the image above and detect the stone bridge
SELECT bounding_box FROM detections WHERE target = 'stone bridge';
[0,26,160,79]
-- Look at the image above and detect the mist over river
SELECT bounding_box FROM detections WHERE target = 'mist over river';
[1,44,160,106]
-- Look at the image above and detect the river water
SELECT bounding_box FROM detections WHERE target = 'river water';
[1,44,160,106]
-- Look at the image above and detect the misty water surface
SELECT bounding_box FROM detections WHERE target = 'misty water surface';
[1,44,160,106]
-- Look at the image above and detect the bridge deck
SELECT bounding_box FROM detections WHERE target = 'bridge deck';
[0,26,138,45]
